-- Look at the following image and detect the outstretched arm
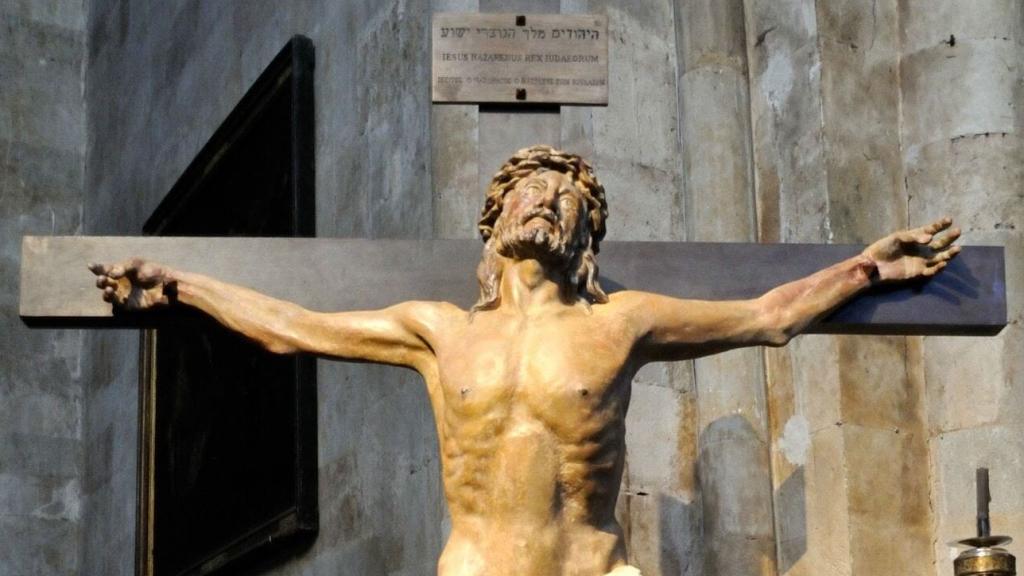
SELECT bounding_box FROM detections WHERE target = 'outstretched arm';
[622,218,961,362]
[89,259,449,370]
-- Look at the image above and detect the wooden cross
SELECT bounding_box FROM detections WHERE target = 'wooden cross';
[19,235,1006,336]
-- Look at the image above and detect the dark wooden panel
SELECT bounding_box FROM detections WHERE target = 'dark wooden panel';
[20,236,1006,336]
[134,35,317,576]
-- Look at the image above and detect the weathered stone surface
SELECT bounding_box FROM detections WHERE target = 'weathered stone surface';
[744,0,830,244]
[678,68,755,241]
[844,424,932,575]
[816,0,906,242]
[899,2,1023,572]
[675,0,747,73]
[698,411,776,575]
[621,365,700,575]
[0,3,85,574]
[901,40,1020,147]
[674,0,752,247]
[0,515,80,576]
[899,0,1023,55]
[836,336,922,430]
[431,104,480,239]
[799,425,852,575]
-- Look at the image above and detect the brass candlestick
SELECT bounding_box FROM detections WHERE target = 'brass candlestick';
[955,468,1015,576]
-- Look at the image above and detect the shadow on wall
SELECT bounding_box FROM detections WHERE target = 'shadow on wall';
[663,414,807,575]
[775,467,807,574]
[657,492,701,576]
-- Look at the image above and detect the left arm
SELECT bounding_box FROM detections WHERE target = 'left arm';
[622,218,960,362]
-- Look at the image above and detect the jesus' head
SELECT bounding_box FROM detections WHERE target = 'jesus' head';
[473,145,609,312]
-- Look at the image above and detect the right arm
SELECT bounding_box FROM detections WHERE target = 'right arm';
[90,259,449,371]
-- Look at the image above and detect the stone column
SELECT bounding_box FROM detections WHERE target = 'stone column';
[898,0,1024,570]
[675,1,777,575]
[743,1,849,574]
[819,2,934,575]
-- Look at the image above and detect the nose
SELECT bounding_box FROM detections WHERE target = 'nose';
[535,180,559,208]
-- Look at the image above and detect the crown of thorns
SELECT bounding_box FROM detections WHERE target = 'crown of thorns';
[478,145,608,253]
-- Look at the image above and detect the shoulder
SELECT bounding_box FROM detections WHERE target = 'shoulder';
[389,300,466,331]
[601,289,668,312]
[590,290,656,330]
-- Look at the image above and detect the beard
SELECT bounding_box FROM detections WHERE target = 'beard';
[493,216,577,266]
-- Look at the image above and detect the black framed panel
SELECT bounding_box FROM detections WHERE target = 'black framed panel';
[137,36,317,576]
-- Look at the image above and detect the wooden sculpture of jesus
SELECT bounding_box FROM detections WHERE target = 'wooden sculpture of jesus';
[90,146,961,576]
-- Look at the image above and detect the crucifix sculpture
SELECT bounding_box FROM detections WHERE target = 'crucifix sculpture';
[20,146,1006,576]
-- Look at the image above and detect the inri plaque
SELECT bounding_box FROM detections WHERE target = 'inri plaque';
[432,13,608,105]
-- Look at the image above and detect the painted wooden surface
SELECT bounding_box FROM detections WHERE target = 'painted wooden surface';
[20,236,1006,335]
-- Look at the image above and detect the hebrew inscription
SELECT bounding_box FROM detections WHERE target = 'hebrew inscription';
[432,13,608,105]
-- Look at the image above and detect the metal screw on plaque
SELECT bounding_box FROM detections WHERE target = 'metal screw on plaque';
[954,468,1016,576]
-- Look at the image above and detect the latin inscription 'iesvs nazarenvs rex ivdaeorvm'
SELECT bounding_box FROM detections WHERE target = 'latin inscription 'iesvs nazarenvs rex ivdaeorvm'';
[432,13,608,105]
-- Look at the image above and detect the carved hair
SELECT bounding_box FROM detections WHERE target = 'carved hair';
[473,145,609,312]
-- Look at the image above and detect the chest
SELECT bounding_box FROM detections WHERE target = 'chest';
[435,312,637,426]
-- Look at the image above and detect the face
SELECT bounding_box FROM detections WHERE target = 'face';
[492,170,587,265]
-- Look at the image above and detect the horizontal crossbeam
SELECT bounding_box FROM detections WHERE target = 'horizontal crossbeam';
[19,236,1006,335]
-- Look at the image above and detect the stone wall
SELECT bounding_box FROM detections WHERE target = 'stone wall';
[67,1,1024,575]
[0,0,86,574]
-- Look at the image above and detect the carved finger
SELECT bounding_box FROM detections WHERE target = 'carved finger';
[102,287,116,302]
[925,261,948,276]
[923,217,953,235]
[107,264,126,279]
[88,263,108,276]
[137,263,163,284]
[927,245,961,265]
[898,230,929,245]
[930,227,961,250]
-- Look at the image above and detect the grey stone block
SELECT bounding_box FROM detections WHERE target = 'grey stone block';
[0,433,80,478]
[0,515,79,575]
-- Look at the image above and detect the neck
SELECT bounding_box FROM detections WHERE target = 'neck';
[498,257,571,313]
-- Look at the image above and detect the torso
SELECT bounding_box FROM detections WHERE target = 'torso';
[420,301,643,576]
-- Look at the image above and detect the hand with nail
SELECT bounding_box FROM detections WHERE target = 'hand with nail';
[861,217,961,283]
[88,258,175,311]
